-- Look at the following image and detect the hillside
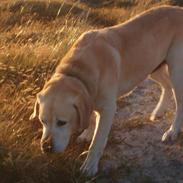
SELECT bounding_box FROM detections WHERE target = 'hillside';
[0,0,183,183]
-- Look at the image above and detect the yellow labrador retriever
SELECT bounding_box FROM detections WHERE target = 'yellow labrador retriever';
[30,6,183,176]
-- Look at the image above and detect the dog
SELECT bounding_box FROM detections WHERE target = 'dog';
[30,6,183,176]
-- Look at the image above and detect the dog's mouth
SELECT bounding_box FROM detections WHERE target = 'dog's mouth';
[41,143,67,154]
[41,140,54,154]
[41,144,53,154]
[41,137,71,154]
[40,129,84,154]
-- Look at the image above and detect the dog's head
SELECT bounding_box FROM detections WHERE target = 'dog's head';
[30,74,92,153]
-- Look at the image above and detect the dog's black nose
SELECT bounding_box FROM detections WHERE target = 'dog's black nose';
[41,136,53,153]
[42,144,53,153]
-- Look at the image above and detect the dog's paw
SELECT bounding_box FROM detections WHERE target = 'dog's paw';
[77,130,93,143]
[162,128,178,143]
[150,114,156,121]
[150,111,163,121]
[80,155,98,177]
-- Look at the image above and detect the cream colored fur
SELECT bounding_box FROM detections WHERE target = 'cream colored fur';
[30,6,183,176]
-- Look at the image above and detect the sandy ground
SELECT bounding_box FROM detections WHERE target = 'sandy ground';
[100,79,183,183]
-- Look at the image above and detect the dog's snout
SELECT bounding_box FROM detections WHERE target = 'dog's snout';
[41,136,53,153]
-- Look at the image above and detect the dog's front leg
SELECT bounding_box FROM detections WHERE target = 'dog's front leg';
[77,112,97,143]
[80,102,116,176]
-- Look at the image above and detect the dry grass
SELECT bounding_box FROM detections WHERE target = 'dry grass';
[0,0,181,182]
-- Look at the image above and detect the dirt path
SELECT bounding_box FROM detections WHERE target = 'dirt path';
[101,79,183,183]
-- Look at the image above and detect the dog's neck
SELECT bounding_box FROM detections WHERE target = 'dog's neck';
[55,62,98,100]
[61,71,91,97]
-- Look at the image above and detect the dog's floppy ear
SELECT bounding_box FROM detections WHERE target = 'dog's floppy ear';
[29,99,39,120]
[74,94,93,131]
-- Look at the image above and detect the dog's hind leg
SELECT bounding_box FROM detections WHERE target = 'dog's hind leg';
[162,42,183,142]
[149,63,173,121]
[77,112,97,143]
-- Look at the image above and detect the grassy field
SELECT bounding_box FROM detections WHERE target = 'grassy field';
[0,0,182,183]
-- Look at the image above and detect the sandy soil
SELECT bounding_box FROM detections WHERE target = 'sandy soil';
[100,79,183,183]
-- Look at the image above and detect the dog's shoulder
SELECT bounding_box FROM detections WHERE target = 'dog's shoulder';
[73,30,98,49]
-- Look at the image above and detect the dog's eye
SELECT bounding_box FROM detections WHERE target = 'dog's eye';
[57,120,67,127]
